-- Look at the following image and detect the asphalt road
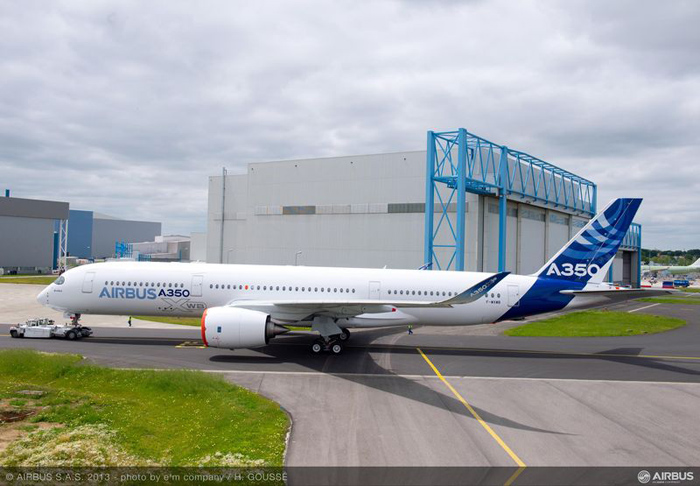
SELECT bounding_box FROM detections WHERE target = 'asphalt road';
[2,299,700,470]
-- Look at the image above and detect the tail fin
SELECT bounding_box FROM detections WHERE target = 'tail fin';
[691,258,700,268]
[535,198,642,285]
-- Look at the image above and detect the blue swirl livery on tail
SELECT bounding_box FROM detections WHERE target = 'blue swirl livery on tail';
[536,198,642,284]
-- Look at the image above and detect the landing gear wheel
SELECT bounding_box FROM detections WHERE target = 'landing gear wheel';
[66,330,77,340]
[338,328,350,341]
[330,343,343,355]
[311,341,323,354]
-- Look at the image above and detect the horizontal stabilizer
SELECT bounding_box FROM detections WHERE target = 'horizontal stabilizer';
[560,288,673,298]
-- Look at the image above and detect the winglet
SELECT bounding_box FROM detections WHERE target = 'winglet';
[443,272,510,305]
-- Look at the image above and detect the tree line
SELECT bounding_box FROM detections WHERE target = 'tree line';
[641,249,700,266]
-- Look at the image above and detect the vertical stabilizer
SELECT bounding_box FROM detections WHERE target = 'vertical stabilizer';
[535,198,642,285]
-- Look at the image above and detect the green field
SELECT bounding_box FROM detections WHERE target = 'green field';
[638,297,700,305]
[0,350,289,467]
[682,288,700,293]
[0,276,56,285]
[504,310,685,337]
[134,315,202,326]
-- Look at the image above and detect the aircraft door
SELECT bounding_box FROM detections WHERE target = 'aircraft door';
[369,281,381,300]
[507,284,520,307]
[82,272,96,293]
[191,275,204,297]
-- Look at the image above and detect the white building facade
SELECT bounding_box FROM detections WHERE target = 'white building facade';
[204,151,639,281]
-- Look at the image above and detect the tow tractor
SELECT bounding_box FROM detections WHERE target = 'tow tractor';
[9,318,93,340]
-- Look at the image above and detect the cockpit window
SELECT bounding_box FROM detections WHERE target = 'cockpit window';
[54,276,65,285]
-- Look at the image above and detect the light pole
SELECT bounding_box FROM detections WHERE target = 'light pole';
[295,251,302,266]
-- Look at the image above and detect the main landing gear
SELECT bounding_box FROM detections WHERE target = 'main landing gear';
[310,320,351,354]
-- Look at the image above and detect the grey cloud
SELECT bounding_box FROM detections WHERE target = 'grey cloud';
[0,0,698,248]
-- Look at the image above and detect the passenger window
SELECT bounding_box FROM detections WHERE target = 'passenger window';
[321,288,324,292]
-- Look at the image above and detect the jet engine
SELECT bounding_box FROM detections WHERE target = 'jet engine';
[201,307,288,349]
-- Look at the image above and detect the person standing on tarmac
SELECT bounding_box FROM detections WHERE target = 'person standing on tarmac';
[128,316,132,327]
[408,324,413,335]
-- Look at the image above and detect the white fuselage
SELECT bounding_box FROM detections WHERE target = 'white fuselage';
[38,261,605,328]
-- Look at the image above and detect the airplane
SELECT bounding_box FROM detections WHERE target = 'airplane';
[37,198,669,354]
[642,258,700,276]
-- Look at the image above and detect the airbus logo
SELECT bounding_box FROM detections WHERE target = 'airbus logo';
[638,470,694,484]
[98,287,191,300]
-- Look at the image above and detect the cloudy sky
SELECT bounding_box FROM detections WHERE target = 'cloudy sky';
[1,0,698,249]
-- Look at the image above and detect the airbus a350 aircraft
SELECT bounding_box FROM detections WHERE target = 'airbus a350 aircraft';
[37,198,666,354]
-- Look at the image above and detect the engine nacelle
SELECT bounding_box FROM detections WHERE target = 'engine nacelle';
[201,307,288,349]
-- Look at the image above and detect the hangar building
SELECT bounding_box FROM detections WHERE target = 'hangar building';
[68,210,161,259]
[0,195,69,273]
[205,130,641,286]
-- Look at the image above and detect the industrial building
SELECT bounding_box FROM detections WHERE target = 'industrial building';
[206,129,641,286]
[68,210,161,259]
[128,235,191,262]
[0,195,69,273]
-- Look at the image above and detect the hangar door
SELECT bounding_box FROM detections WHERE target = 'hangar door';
[622,252,632,286]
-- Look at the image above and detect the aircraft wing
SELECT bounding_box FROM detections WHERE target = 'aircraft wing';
[228,272,509,321]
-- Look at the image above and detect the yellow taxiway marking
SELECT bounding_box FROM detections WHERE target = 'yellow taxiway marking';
[417,347,526,468]
[504,466,526,486]
[175,341,206,348]
[405,344,700,362]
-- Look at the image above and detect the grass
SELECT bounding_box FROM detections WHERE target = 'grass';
[134,316,202,327]
[638,297,700,305]
[0,276,57,285]
[682,288,700,293]
[504,310,685,337]
[0,349,289,466]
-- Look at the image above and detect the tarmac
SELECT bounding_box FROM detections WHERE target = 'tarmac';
[1,283,699,470]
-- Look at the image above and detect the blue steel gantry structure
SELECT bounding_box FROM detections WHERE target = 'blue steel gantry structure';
[423,128,597,272]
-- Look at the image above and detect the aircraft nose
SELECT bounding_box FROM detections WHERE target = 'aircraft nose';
[37,287,49,305]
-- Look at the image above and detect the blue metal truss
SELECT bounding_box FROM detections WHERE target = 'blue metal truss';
[424,128,598,272]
